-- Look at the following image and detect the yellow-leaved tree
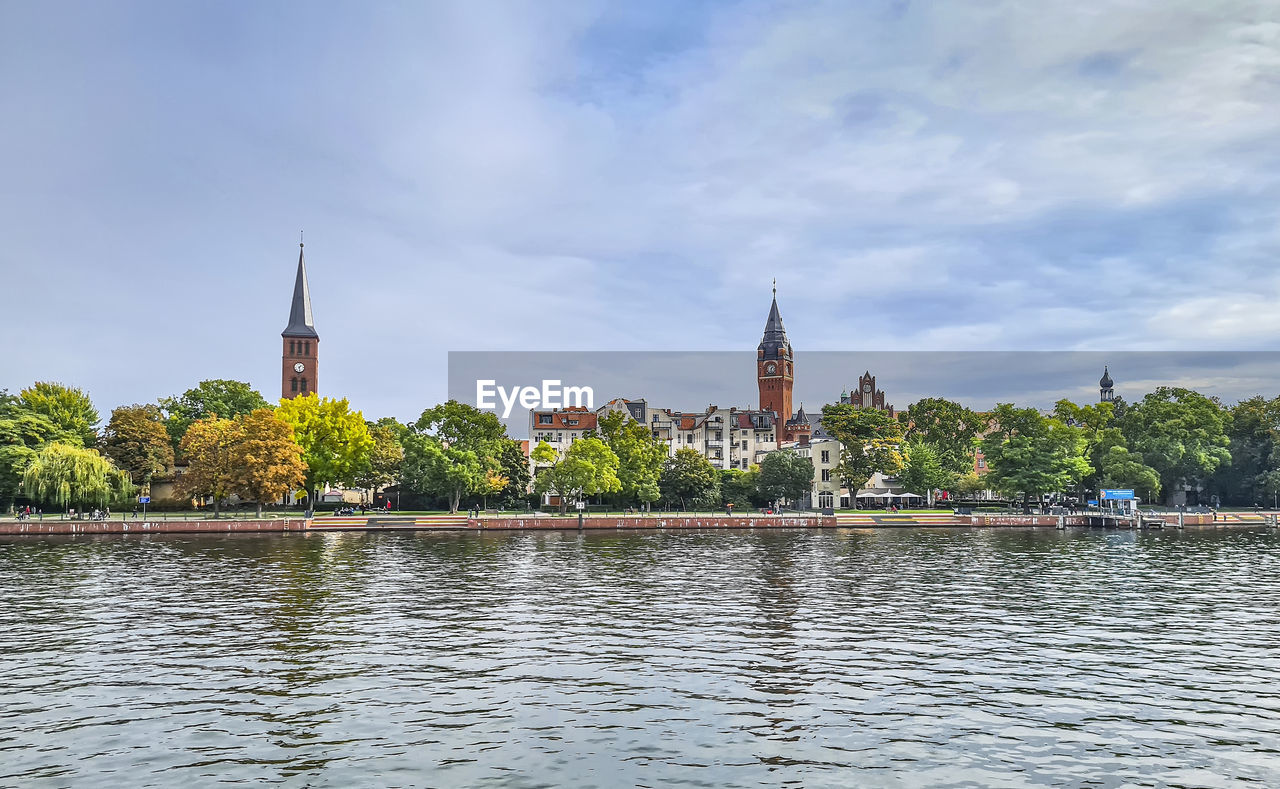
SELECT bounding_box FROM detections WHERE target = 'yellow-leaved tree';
[231,408,307,518]
[178,417,241,516]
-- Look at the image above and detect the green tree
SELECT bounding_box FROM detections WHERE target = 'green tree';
[1120,387,1231,505]
[1218,396,1280,506]
[758,449,814,506]
[414,400,507,453]
[0,408,75,510]
[401,434,485,514]
[352,423,405,505]
[275,393,374,506]
[1096,444,1162,502]
[900,397,986,477]
[22,443,134,511]
[231,409,308,518]
[659,447,720,511]
[100,404,174,489]
[532,437,622,514]
[495,439,532,508]
[19,382,99,447]
[979,404,1092,510]
[897,439,952,502]
[820,403,905,490]
[721,466,763,510]
[593,410,665,509]
[160,379,269,452]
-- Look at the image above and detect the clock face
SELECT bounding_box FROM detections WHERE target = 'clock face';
[863,383,872,393]
[766,363,776,374]
[294,362,306,373]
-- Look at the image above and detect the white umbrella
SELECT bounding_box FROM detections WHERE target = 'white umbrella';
[897,492,924,499]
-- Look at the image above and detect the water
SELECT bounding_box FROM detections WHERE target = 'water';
[2,528,1279,788]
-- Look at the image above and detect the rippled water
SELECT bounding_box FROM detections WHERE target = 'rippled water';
[3,528,1280,787]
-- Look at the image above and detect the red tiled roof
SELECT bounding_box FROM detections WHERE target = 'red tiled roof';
[532,410,598,430]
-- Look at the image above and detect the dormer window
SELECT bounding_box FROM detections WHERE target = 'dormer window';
[539,414,553,425]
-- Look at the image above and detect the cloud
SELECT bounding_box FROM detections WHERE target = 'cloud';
[2,0,1279,419]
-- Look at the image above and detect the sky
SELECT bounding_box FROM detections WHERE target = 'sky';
[3,1,1280,423]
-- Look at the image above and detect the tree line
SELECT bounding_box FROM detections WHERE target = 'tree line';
[4,377,1277,514]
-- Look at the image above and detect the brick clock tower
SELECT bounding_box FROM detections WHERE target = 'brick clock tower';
[281,242,318,400]
[757,282,794,447]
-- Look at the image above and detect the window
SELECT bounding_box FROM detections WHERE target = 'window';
[821,469,831,482]
[567,419,578,426]
[300,377,308,393]
[741,441,748,450]
[304,341,310,356]
[291,377,298,392]
[289,340,295,354]
[687,433,693,443]
[539,414,553,425]
[821,450,830,463]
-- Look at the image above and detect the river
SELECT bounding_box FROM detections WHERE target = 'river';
[2,528,1278,787]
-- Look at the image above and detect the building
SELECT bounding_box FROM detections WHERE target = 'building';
[281,241,318,400]
[792,420,842,510]
[1100,366,1115,403]
[757,283,811,446]
[839,371,895,417]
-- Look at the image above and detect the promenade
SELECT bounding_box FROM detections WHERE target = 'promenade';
[3,510,1274,536]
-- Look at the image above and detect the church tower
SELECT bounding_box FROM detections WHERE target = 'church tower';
[281,241,318,400]
[1100,366,1114,403]
[757,281,793,447]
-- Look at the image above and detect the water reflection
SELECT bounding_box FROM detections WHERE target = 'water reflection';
[2,528,1279,787]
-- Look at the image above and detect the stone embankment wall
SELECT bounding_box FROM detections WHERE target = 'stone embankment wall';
[0,519,310,536]
[473,515,836,530]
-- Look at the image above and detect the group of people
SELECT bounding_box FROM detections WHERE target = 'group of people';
[15,506,40,520]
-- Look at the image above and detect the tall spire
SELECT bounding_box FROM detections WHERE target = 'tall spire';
[758,281,791,359]
[282,239,318,338]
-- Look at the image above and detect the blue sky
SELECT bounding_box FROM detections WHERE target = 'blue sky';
[3,1,1280,421]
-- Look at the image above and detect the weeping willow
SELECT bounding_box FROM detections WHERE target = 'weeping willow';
[21,443,135,509]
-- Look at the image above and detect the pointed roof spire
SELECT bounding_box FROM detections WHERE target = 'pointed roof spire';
[758,280,791,358]
[1099,365,1113,388]
[282,238,318,338]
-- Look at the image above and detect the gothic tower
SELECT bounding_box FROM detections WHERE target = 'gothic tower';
[281,242,318,400]
[757,282,793,446]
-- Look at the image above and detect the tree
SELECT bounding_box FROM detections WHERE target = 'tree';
[979,404,1092,510]
[593,410,665,509]
[820,403,905,490]
[758,449,813,506]
[231,408,307,518]
[352,423,404,505]
[407,401,513,512]
[1096,444,1161,502]
[275,393,374,505]
[21,443,134,510]
[18,382,99,447]
[160,379,269,452]
[900,398,986,478]
[401,433,486,514]
[721,466,763,510]
[532,437,621,514]
[100,404,174,488]
[0,409,75,511]
[495,439,532,508]
[414,401,507,452]
[1120,387,1231,505]
[1218,396,1280,506]
[659,447,720,511]
[898,439,952,503]
[178,417,242,516]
